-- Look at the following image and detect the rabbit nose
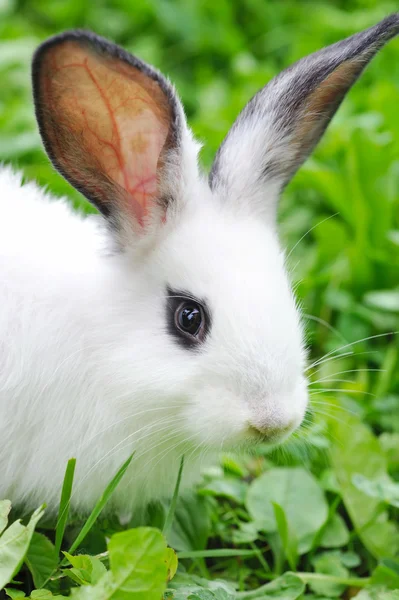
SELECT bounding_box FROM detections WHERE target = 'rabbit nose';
[248,417,298,441]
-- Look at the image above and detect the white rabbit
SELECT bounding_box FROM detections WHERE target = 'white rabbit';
[0,15,398,515]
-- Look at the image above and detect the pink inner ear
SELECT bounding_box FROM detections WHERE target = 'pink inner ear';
[42,43,170,225]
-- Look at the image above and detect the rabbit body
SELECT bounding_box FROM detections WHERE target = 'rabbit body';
[0,167,301,514]
[1,15,398,514]
[0,168,220,513]
[0,168,185,512]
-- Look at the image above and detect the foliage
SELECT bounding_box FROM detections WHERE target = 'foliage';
[1,0,399,598]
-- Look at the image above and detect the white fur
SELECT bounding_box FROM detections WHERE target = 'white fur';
[0,160,307,514]
[1,14,392,515]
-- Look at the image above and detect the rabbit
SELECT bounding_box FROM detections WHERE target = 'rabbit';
[0,14,398,515]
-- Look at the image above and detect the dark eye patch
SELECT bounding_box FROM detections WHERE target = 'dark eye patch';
[166,287,211,349]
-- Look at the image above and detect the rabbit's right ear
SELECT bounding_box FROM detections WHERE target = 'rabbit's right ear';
[32,31,197,232]
[209,14,399,219]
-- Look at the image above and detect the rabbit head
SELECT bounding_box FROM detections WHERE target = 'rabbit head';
[32,16,398,454]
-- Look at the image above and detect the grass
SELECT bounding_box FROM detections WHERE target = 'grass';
[0,0,398,598]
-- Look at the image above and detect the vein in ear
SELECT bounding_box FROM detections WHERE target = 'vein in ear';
[39,42,170,224]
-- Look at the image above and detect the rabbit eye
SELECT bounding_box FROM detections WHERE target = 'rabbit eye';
[176,302,203,337]
[166,288,210,349]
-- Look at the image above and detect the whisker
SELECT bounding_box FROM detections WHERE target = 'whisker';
[307,331,397,370]
[185,428,215,467]
[307,350,379,372]
[310,400,359,417]
[309,368,385,386]
[309,388,375,397]
[302,313,348,344]
[132,427,208,483]
[286,213,339,261]
[313,367,384,379]
[296,416,343,449]
[81,404,183,447]
[107,424,192,493]
[135,429,191,467]
[141,421,213,471]
[309,378,354,386]
[64,416,187,512]
[310,407,349,426]
[306,350,355,371]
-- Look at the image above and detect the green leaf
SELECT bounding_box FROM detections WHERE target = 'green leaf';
[340,551,361,568]
[371,559,399,589]
[0,505,45,590]
[165,547,178,582]
[320,514,350,548]
[235,572,305,599]
[167,573,236,599]
[163,455,185,539]
[167,492,210,552]
[107,527,168,597]
[30,592,64,599]
[352,473,399,507]
[355,589,386,600]
[63,552,107,585]
[67,453,134,556]
[330,410,399,558]
[309,552,349,597]
[380,432,399,471]
[70,527,169,599]
[88,557,108,585]
[167,587,234,600]
[356,591,399,600]
[5,589,25,598]
[272,502,298,571]
[319,470,341,495]
[200,477,247,504]
[55,458,76,556]
[221,455,247,478]
[25,532,58,589]
[246,467,328,553]
[63,551,93,570]
[0,500,11,535]
[364,289,399,312]
[0,132,40,159]
[381,593,399,600]
[63,552,94,585]
[186,591,232,600]
[64,568,92,587]
[232,521,259,545]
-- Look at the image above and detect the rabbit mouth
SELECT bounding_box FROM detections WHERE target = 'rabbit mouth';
[246,423,297,446]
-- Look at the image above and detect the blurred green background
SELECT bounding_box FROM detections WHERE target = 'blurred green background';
[0,0,398,430]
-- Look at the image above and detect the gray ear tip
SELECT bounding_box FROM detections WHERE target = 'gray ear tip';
[384,12,399,26]
[355,13,399,56]
[378,12,399,38]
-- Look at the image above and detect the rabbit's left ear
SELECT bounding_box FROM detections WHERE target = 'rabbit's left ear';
[210,14,399,217]
[33,31,196,231]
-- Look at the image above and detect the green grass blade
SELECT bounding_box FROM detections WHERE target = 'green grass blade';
[66,453,134,558]
[296,572,371,587]
[162,455,184,539]
[55,458,76,556]
[177,549,260,559]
